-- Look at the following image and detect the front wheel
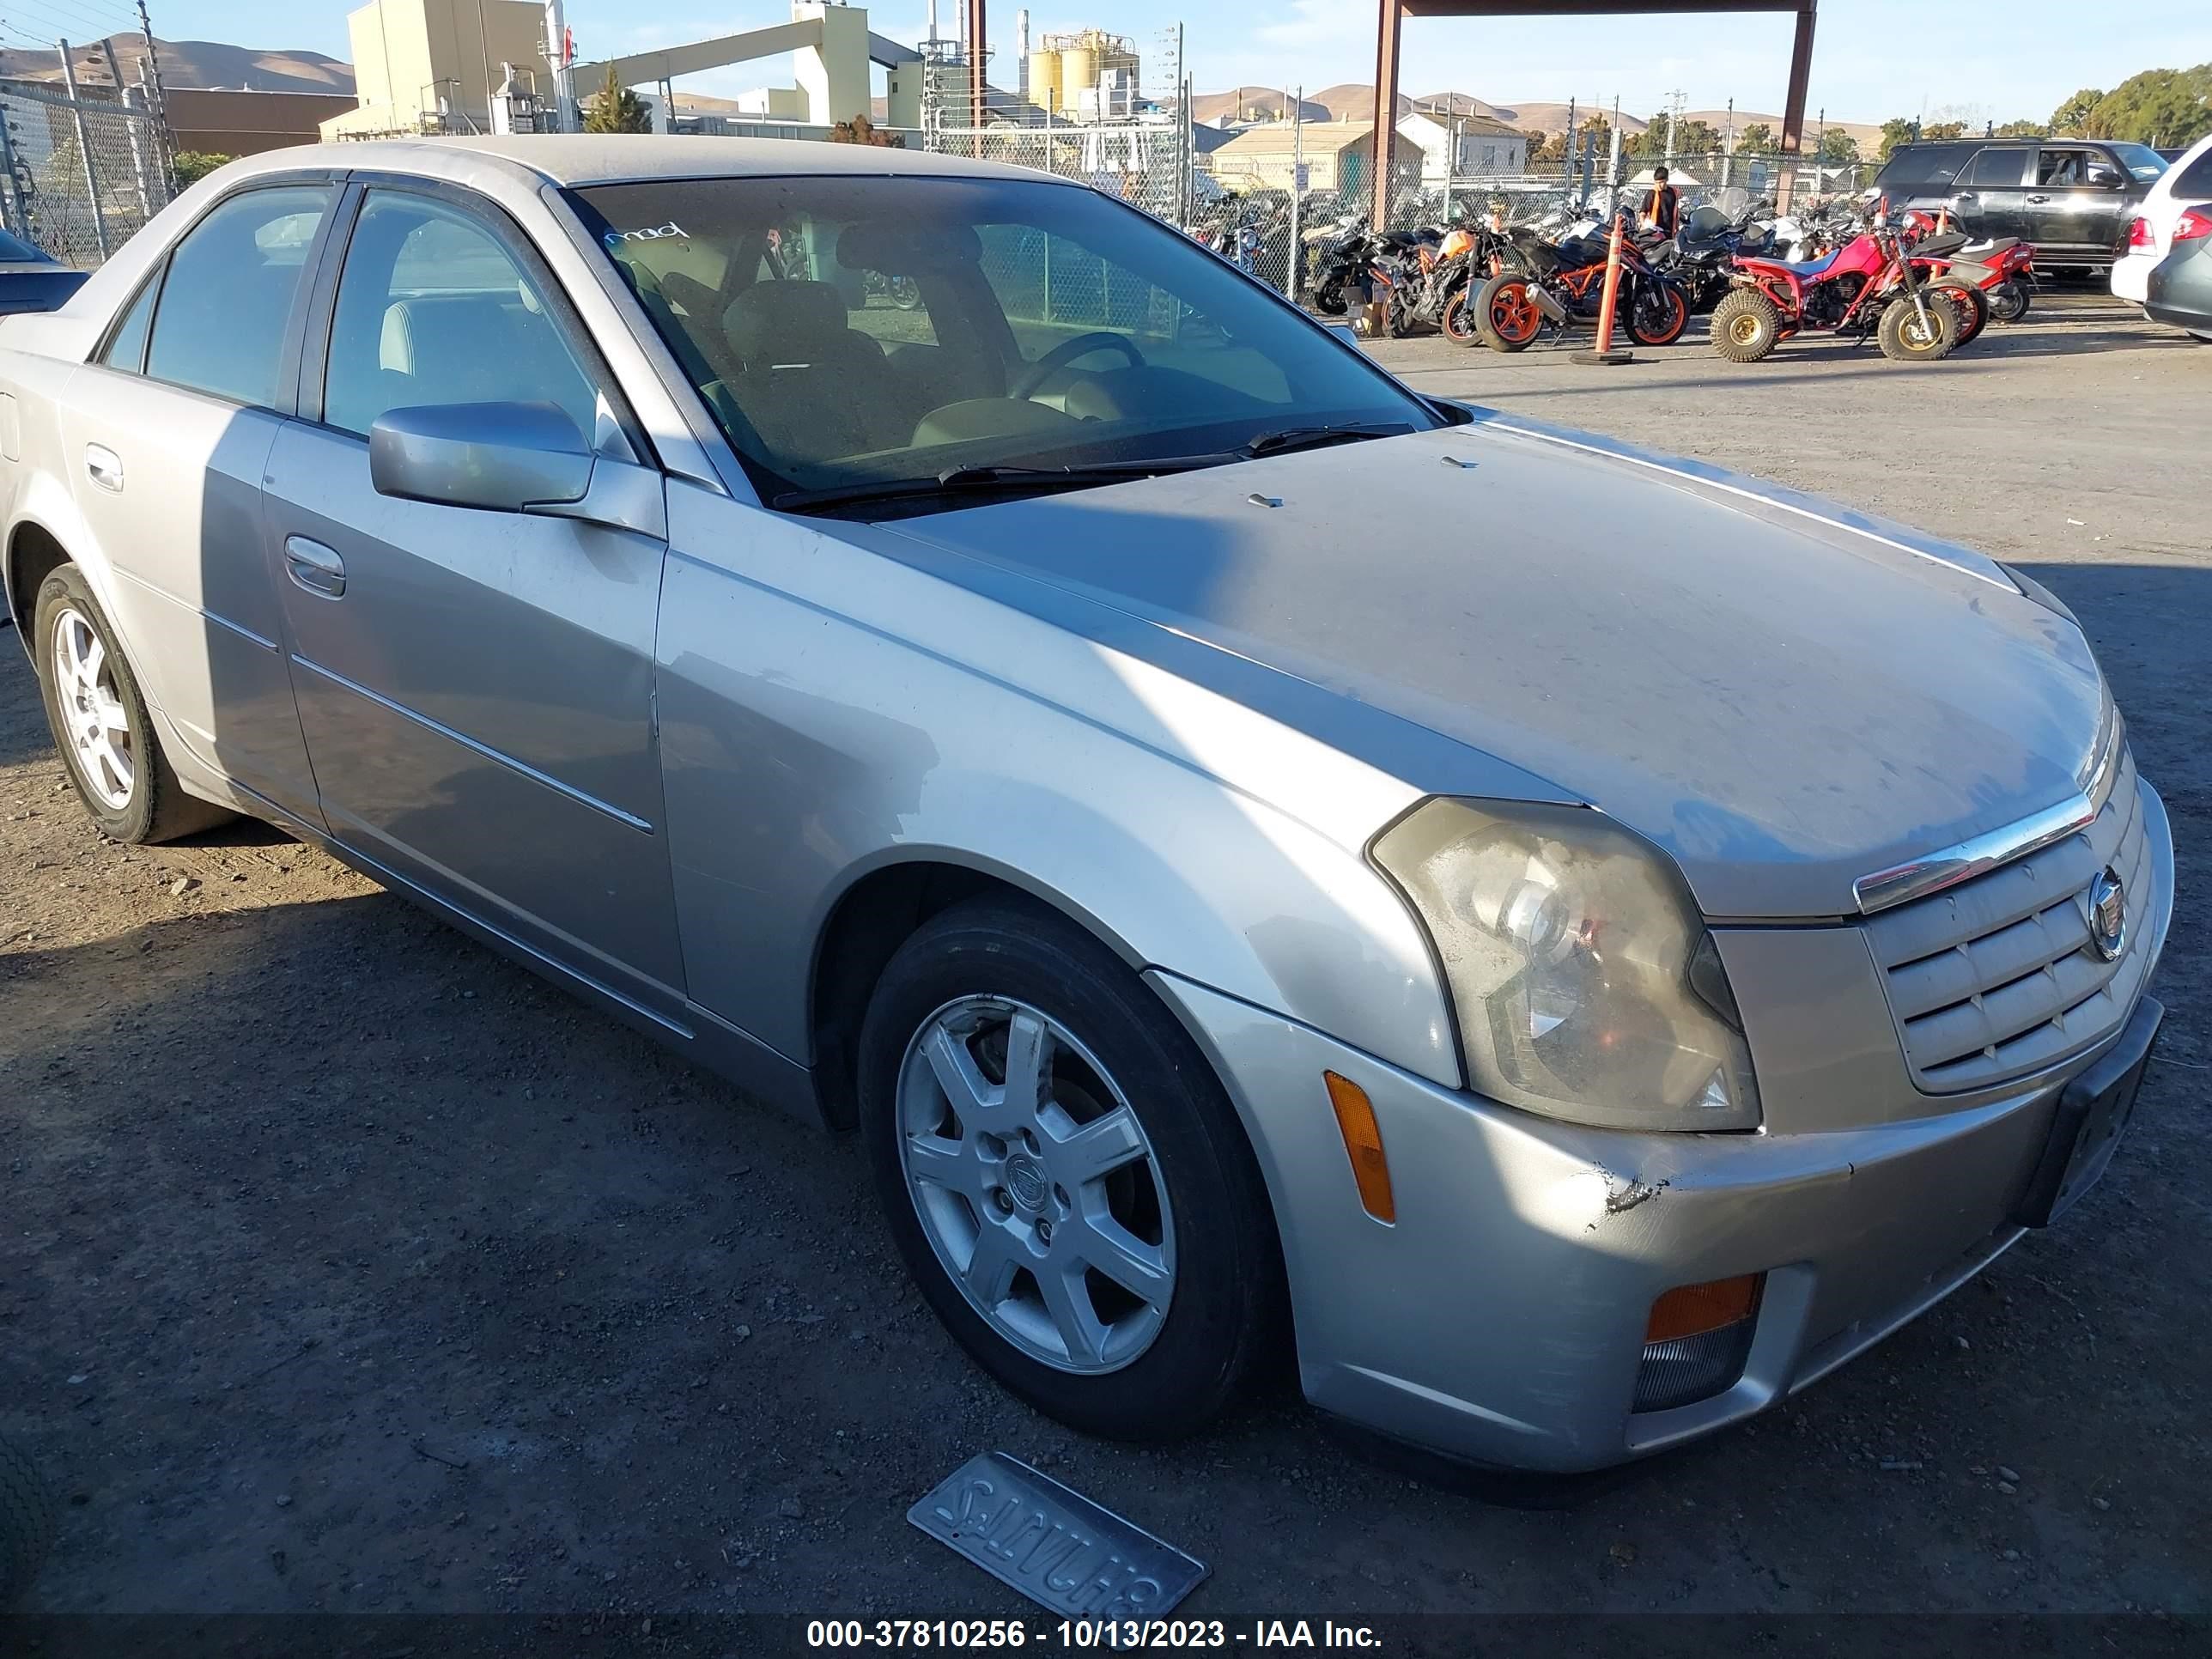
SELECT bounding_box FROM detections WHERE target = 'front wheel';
[1439,279,1482,345]
[1474,273,1542,352]
[1627,280,1690,346]
[858,899,1281,1440]
[1877,293,1960,362]
[1711,288,1783,362]
[33,565,230,844]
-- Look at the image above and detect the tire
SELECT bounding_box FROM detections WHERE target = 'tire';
[1314,285,1347,317]
[1877,293,1959,362]
[858,897,1281,1441]
[33,564,230,844]
[1987,278,2031,323]
[1935,280,1989,347]
[889,276,923,311]
[1439,280,1481,345]
[1626,280,1690,346]
[1711,288,1783,362]
[0,1435,56,1611]
[1474,273,1542,352]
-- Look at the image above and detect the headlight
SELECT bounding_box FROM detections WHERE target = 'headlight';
[1372,799,1759,1132]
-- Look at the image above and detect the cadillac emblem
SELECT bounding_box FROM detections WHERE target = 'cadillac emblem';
[2089,868,2127,962]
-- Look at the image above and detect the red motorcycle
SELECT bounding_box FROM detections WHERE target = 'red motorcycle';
[1467,223,1691,351]
[1900,210,2038,334]
[1711,221,1966,363]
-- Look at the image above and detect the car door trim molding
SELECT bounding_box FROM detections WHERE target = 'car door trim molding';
[107,560,281,653]
[289,651,656,834]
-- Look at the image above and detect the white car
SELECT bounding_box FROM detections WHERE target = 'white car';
[2112,131,2212,306]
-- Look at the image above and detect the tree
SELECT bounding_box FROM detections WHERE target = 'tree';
[1817,128,1858,162]
[2083,66,2212,147]
[1922,120,1967,140]
[1532,131,1567,163]
[1994,118,2049,137]
[1626,118,1716,157]
[173,150,231,187]
[583,63,652,134]
[1878,117,1919,159]
[2049,88,2106,136]
[829,113,904,147]
[1735,121,1774,153]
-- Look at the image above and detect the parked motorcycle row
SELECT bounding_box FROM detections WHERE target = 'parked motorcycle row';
[1292,191,2040,365]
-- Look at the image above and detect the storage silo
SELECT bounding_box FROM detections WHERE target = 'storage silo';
[1057,39,1099,110]
[1028,47,1061,112]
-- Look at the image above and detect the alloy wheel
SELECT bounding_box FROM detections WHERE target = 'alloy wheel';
[49,605,133,811]
[895,995,1175,1376]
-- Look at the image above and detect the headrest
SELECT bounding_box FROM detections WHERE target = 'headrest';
[380,295,513,377]
[836,220,980,274]
[722,280,851,362]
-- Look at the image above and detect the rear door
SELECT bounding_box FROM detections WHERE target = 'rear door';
[1950,144,2033,241]
[260,181,686,1019]
[55,180,337,825]
[2029,145,2134,261]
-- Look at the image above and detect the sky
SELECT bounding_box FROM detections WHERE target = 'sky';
[29,0,2212,126]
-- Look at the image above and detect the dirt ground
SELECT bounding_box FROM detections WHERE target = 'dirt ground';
[3,288,2208,1626]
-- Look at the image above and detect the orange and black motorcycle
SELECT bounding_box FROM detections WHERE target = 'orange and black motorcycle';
[1463,223,1690,351]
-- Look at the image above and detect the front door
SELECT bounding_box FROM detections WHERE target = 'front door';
[261,184,685,1018]
[56,182,336,825]
[2029,145,2133,260]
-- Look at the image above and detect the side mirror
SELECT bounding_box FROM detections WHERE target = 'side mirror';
[369,401,594,513]
[2087,166,2124,190]
[368,401,665,538]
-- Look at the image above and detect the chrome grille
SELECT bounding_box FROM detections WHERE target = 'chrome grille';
[1866,744,2154,1092]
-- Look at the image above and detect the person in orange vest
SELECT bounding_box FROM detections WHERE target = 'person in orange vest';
[1639,166,1681,239]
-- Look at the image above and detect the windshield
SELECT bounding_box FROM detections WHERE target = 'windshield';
[569,173,1438,514]
[2108,143,2168,182]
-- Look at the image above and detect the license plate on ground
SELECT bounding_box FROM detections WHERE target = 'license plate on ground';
[2014,996,2162,1228]
[908,1452,1208,1619]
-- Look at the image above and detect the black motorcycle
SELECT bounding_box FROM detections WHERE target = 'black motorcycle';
[1649,204,1776,313]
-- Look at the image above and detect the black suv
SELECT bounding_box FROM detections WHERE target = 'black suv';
[1873,139,2169,269]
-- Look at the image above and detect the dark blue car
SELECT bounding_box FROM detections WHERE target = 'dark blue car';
[0,228,88,314]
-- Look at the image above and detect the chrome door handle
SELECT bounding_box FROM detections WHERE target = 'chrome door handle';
[283,535,345,599]
[2027,194,2051,204]
[85,444,122,492]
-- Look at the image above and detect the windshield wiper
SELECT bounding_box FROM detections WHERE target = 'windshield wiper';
[770,455,1235,514]
[1239,421,1415,459]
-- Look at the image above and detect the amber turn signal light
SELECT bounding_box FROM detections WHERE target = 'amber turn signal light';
[1323,1070,1395,1224]
[1645,1273,1764,1344]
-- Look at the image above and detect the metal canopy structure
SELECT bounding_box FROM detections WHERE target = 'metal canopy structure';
[1373,0,1819,228]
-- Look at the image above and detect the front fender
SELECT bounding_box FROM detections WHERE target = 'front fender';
[653,483,1461,1091]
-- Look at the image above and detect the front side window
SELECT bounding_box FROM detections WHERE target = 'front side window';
[145,185,335,408]
[2106,143,2168,183]
[322,191,605,441]
[2037,148,2112,188]
[571,173,1435,514]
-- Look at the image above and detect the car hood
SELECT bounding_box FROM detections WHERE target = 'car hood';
[878,410,2108,919]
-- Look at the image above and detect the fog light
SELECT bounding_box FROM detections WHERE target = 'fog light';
[1633,1273,1763,1412]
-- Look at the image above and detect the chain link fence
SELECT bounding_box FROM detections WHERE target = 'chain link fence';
[0,82,173,268]
[927,122,1191,227]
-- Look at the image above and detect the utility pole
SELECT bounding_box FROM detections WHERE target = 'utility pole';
[1664,88,1681,171]
[1562,96,1576,190]
[1286,83,1304,299]
[1723,95,1734,188]
[136,0,177,195]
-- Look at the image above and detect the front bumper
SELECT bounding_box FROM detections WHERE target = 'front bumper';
[1146,783,2173,1474]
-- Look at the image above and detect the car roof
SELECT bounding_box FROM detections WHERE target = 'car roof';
[232,134,1071,191]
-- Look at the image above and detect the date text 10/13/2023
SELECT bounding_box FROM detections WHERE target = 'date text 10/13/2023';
[805,1620,1385,1650]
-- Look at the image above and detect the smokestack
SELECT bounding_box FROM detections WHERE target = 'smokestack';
[1016,8,1029,96]
[927,0,938,46]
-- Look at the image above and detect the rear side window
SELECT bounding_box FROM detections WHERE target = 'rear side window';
[1959,147,2030,187]
[145,185,335,408]
[100,270,160,374]
[2174,148,2212,200]
[1878,143,1978,187]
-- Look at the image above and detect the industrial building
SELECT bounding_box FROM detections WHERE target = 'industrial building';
[318,0,554,140]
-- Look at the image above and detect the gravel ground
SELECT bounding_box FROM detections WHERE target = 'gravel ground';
[3,288,2207,1623]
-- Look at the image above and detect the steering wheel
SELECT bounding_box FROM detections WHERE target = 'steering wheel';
[1011,331,1146,400]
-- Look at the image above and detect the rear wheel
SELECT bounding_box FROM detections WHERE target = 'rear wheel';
[33,565,230,844]
[1711,288,1783,362]
[858,898,1281,1440]
[1474,273,1542,352]
[1876,293,1959,362]
[1987,277,2032,323]
[1934,280,1989,347]
[1626,281,1690,346]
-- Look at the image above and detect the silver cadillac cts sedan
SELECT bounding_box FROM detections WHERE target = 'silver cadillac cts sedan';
[0,138,2172,1474]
